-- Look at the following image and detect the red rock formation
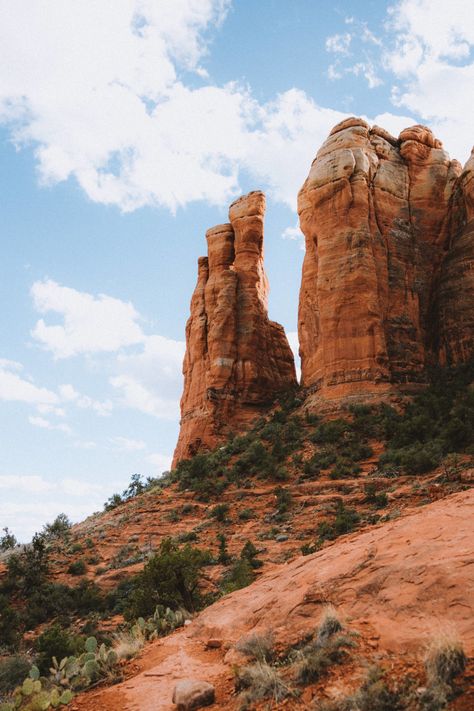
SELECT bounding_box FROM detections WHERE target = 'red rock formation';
[298,117,473,406]
[173,191,297,465]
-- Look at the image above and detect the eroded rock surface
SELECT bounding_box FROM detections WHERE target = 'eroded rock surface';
[298,117,474,405]
[173,191,297,465]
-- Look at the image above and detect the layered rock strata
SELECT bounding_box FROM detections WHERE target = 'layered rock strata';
[298,117,474,404]
[173,191,297,465]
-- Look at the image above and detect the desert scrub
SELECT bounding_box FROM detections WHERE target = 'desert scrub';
[234,661,293,710]
[424,631,467,685]
[418,631,467,709]
[236,631,275,662]
[0,656,31,695]
[291,607,351,685]
[124,537,211,618]
[67,559,87,576]
[314,666,408,710]
[317,500,360,542]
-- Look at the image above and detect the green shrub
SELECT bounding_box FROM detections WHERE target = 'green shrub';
[317,501,360,542]
[329,457,361,479]
[125,538,211,618]
[240,541,263,569]
[43,513,72,539]
[311,419,351,445]
[0,655,31,694]
[68,560,87,576]
[238,508,254,521]
[274,487,292,516]
[0,527,17,551]
[221,557,255,593]
[208,503,230,523]
[217,533,230,564]
[34,624,83,675]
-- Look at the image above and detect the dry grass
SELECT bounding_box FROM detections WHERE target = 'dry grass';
[424,630,467,684]
[316,605,343,644]
[236,630,275,662]
[235,661,292,710]
[113,629,145,660]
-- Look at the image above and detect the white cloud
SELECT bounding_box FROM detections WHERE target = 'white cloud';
[0,0,436,214]
[282,222,305,250]
[110,436,146,451]
[111,334,185,419]
[31,279,144,358]
[0,475,52,493]
[0,359,59,405]
[28,415,72,434]
[384,0,474,162]
[325,33,352,54]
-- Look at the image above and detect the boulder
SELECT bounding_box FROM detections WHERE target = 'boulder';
[172,679,215,711]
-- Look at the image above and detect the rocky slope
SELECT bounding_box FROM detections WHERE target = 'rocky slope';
[73,488,474,711]
[173,191,296,465]
[298,118,474,408]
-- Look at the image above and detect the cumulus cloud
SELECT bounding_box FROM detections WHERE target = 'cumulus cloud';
[111,334,185,419]
[31,280,144,358]
[0,0,427,214]
[0,359,59,405]
[384,0,474,162]
[28,415,72,434]
[110,436,146,451]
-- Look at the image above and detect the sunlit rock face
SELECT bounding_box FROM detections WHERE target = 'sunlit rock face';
[297,117,473,406]
[173,191,297,465]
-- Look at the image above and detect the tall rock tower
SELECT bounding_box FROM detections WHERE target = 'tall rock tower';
[173,191,297,465]
[297,117,474,407]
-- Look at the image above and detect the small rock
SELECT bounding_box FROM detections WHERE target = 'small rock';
[205,638,222,649]
[172,679,215,711]
[276,534,289,542]
[184,619,192,626]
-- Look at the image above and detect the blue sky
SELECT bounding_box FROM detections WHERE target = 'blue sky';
[1,0,473,540]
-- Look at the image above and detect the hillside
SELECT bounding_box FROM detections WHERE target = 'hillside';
[74,488,474,710]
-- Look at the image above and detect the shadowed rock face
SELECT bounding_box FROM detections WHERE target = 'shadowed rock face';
[298,117,474,405]
[173,191,297,465]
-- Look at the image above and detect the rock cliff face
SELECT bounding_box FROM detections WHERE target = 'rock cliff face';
[298,117,474,405]
[173,191,297,465]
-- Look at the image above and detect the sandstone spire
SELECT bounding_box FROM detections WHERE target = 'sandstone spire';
[297,117,473,407]
[173,191,297,465]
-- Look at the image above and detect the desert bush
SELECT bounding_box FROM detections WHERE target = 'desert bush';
[424,631,466,685]
[221,557,254,593]
[217,533,230,564]
[42,513,72,540]
[235,661,292,710]
[274,487,292,516]
[314,666,408,710]
[208,503,230,523]
[0,655,31,695]
[364,483,389,508]
[240,541,263,569]
[236,631,274,662]
[35,624,83,675]
[113,628,145,660]
[317,501,360,542]
[316,606,342,644]
[238,508,254,521]
[125,538,211,618]
[67,560,87,576]
[0,527,17,552]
